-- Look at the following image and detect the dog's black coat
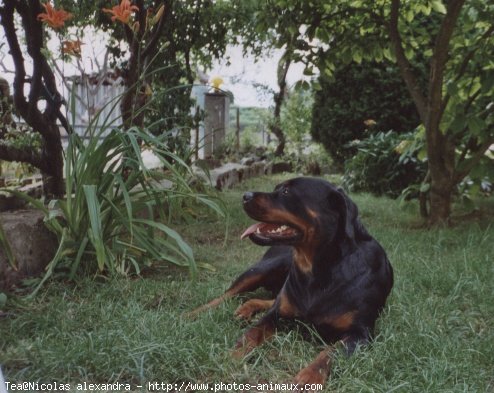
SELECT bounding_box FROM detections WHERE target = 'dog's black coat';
[193,177,393,385]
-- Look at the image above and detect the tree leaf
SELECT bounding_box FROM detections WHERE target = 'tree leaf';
[431,0,447,14]
[481,73,494,94]
[420,183,431,193]
[417,148,427,161]
[467,117,486,135]
[449,114,466,133]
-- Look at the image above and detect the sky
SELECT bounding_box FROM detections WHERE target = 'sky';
[208,45,306,107]
[0,26,305,109]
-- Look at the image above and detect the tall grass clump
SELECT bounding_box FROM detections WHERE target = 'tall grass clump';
[3,106,223,294]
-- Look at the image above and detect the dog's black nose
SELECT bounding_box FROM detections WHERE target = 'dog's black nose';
[243,192,254,203]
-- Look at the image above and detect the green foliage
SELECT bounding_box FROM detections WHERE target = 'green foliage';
[281,87,313,154]
[0,75,42,157]
[230,106,271,135]
[312,61,420,166]
[248,0,493,221]
[231,106,270,154]
[0,215,16,269]
[276,146,333,176]
[0,119,42,159]
[146,77,196,140]
[2,123,224,294]
[343,131,426,198]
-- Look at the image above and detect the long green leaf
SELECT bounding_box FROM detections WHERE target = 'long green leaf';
[133,218,194,260]
[69,236,89,279]
[133,218,196,276]
[83,185,107,271]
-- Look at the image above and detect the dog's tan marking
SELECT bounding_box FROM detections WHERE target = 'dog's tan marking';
[293,346,334,390]
[278,290,299,318]
[293,247,315,273]
[232,319,276,359]
[320,311,357,330]
[235,299,274,320]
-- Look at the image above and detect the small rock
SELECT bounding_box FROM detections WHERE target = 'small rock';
[0,209,57,291]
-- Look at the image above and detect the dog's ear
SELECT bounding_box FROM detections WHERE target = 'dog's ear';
[329,188,358,250]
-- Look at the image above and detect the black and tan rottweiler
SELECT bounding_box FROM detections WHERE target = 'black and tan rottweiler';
[190,177,393,388]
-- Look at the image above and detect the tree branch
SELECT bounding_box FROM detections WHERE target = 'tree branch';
[427,0,466,139]
[0,1,28,116]
[15,0,44,115]
[388,0,427,124]
[0,143,44,170]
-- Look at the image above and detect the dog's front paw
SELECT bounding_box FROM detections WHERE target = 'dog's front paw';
[235,299,274,320]
[292,366,325,392]
[235,300,259,320]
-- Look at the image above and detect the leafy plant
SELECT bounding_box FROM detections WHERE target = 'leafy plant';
[2,121,224,294]
[281,87,314,155]
[343,130,426,198]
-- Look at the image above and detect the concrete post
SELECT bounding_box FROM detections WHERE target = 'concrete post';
[204,92,230,158]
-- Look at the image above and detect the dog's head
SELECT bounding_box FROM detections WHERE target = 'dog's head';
[241,177,360,254]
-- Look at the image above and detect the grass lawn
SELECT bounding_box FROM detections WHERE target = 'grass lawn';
[1,173,493,392]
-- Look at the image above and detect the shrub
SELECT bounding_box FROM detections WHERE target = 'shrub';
[343,131,426,198]
[311,61,420,166]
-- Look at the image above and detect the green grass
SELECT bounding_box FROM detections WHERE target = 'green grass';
[1,174,493,392]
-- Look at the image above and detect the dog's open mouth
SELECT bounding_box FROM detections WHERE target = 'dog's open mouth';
[241,222,301,242]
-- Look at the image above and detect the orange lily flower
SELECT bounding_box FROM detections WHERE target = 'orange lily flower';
[62,40,83,57]
[37,2,73,29]
[102,0,139,24]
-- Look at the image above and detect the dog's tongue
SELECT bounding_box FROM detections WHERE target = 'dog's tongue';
[240,223,262,240]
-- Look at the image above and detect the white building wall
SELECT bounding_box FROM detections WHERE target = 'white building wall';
[69,77,125,139]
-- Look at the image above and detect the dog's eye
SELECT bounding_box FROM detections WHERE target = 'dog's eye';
[282,187,289,195]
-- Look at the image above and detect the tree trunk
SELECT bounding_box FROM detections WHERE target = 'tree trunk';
[428,181,453,225]
[426,129,456,225]
[40,126,65,199]
[0,1,67,201]
[418,171,430,218]
[389,0,466,225]
[270,91,286,157]
[270,47,292,157]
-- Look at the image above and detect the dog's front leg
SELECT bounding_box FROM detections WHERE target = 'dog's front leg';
[292,345,335,390]
[232,310,278,359]
[293,336,369,391]
[235,299,275,320]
